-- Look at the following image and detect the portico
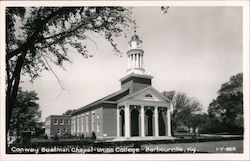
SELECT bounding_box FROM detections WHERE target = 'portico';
[116,90,172,138]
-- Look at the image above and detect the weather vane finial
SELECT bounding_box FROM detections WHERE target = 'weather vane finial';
[133,20,138,34]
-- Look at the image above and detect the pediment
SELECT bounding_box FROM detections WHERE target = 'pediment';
[132,89,163,102]
[118,86,170,103]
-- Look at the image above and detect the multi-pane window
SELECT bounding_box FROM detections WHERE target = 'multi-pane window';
[97,113,99,133]
[60,119,64,125]
[66,119,70,125]
[57,128,61,134]
[63,128,67,134]
[77,116,80,133]
[82,115,84,133]
[54,119,58,125]
[92,112,95,132]
[71,118,74,134]
[86,113,89,132]
[73,117,76,134]
[97,123,100,133]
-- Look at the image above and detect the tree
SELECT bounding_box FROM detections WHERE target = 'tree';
[6,7,133,133]
[62,109,76,116]
[208,73,243,133]
[186,113,209,134]
[163,91,202,132]
[9,88,41,141]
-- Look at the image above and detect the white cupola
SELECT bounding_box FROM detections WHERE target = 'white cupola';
[127,33,145,75]
[120,31,153,94]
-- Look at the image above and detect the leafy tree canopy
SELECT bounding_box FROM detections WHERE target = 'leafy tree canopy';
[10,88,41,138]
[6,7,133,132]
[6,7,133,79]
[62,109,76,116]
[208,73,243,133]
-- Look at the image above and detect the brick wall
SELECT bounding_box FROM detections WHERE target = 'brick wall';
[71,107,104,138]
[103,104,117,137]
[121,76,151,93]
[45,116,71,138]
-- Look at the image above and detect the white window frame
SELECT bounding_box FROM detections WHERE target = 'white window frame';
[77,116,80,133]
[97,123,100,133]
[82,114,84,133]
[96,113,99,133]
[92,111,95,132]
[57,128,61,134]
[74,117,76,134]
[66,119,70,125]
[60,119,64,125]
[54,119,58,125]
[71,118,74,134]
[86,113,89,132]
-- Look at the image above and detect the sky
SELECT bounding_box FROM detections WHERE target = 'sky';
[20,6,243,121]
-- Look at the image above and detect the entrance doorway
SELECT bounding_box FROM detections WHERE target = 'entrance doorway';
[159,110,166,136]
[120,110,125,136]
[145,110,153,136]
[130,109,139,136]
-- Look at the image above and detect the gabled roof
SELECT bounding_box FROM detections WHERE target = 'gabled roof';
[117,86,171,103]
[71,86,171,116]
[71,88,130,116]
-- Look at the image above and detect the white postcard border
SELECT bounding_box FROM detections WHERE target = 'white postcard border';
[0,1,249,161]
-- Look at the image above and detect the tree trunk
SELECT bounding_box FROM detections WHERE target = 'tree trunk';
[6,52,26,143]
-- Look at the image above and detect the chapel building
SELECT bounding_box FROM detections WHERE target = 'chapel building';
[70,33,172,139]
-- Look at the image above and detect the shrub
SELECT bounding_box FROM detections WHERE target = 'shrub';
[80,134,85,139]
[53,133,59,141]
[62,133,71,139]
[91,131,96,140]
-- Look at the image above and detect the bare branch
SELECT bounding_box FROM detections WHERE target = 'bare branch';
[42,22,86,40]
[41,55,67,92]
[83,34,98,51]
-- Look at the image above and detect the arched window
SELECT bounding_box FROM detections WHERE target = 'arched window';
[145,94,153,98]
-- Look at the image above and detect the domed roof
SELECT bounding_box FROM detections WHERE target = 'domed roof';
[129,33,142,44]
[131,34,139,41]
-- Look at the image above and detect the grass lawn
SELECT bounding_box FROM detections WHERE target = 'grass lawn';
[141,140,243,153]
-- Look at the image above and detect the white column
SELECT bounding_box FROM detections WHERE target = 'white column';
[154,107,159,137]
[125,104,130,137]
[117,107,120,137]
[141,55,143,68]
[127,55,129,69]
[137,54,140,68]
[134,54,136,68]
[130,55,132,69]
[167,107,171,136]
[131,54,134,68]
[136,53,138,68]
[140,55,142,68]
[141,106,145,137]
[139,55,141,68]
